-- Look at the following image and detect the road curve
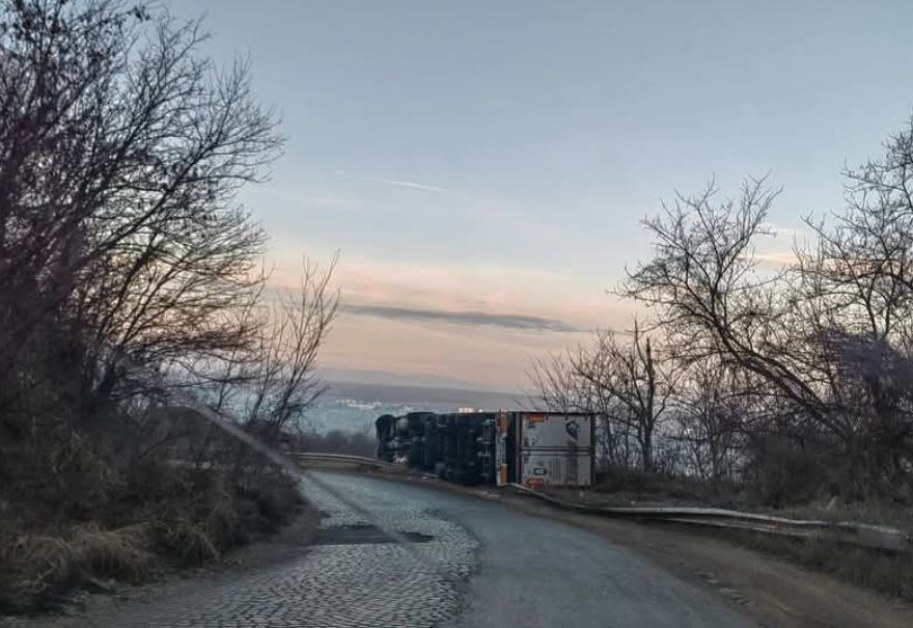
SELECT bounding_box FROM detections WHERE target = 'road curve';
[52,471,757,627]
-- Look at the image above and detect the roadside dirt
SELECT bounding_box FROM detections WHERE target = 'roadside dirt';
[371,470,913,628]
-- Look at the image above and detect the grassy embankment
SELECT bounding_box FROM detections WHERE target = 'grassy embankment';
[0,411,304,614]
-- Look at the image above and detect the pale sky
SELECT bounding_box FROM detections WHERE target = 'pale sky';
[179,0,913,391]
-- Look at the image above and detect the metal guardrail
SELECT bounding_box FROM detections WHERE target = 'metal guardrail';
[508,484,913,553]
[292,452,403,471]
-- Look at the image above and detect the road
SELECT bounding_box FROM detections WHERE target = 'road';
[48,472,757,628]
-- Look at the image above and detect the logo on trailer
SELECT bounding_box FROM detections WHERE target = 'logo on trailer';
[565,419,580,441]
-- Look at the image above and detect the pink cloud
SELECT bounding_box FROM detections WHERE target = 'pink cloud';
[266,253,633,388]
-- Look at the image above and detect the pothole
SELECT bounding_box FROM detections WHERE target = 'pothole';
[313,523,434,546]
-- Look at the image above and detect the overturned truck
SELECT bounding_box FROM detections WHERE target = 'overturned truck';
[375,411,594,488]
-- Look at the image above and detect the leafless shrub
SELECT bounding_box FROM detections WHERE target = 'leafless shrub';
[291,428,377,458]
[671,359,747,488]
[530,322,676,472]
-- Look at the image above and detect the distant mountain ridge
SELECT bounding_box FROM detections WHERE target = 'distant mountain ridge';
[324,380,527,408]
[318,366,515,393]
[305,379,532,435]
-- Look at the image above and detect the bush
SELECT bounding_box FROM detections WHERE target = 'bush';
[742,533,913,601]
[0,454,306,613]
[741,432,838,507]
[236,474,305,535]
[0,524,157,612]
[150,519,221,567]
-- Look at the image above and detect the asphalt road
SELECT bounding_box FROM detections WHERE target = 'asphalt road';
[57,471,757,628]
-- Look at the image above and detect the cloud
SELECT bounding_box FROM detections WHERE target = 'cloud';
[760,221,806,240]
[341,303,582,333]
[754,249,798,269]
[372,178,457,194]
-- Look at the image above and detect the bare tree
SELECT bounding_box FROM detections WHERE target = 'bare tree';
[528,351,596,414]
[0,0,294,525]
[241,257,340,442]
[529,321,679,473]
[625,131,913,497]
[622,179,850,440]
[0,4,347,608]
[0,1,281,427]
[180,257,340,474]
[672,359,748,487]
[574,323,676,472]
[805,116,913,346]
[528,350,631,467]
[794,121,913,484]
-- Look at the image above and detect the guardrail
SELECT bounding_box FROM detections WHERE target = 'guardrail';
[508,484,913,553]
[292,452,404,471]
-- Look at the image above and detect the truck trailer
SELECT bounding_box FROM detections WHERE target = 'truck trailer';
[375,411,594,488]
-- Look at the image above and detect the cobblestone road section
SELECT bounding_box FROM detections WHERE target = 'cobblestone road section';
[83,472,479,628]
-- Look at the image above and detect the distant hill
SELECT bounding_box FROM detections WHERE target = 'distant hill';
[304,380,532,434]
[317,367,515,392]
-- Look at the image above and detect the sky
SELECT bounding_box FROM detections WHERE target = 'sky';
[177,0,913,391]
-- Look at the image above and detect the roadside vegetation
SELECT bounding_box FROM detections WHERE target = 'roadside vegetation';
[530,114,913,599]
[0,0,336,613]
[288,429,377,458]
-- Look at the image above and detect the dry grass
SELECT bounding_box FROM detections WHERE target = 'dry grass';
[589,469,913,531]
[578,469,913,601]
[738,532,913,601]
[770,501,913,529]
[151,520,220,566]
[0,524,157,611]
[0,461,305,614]
[70,524,156,581]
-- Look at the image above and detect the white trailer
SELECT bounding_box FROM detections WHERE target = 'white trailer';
[495,412,594,488]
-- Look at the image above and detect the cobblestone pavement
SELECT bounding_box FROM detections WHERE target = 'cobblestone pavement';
[72,472,480,628]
